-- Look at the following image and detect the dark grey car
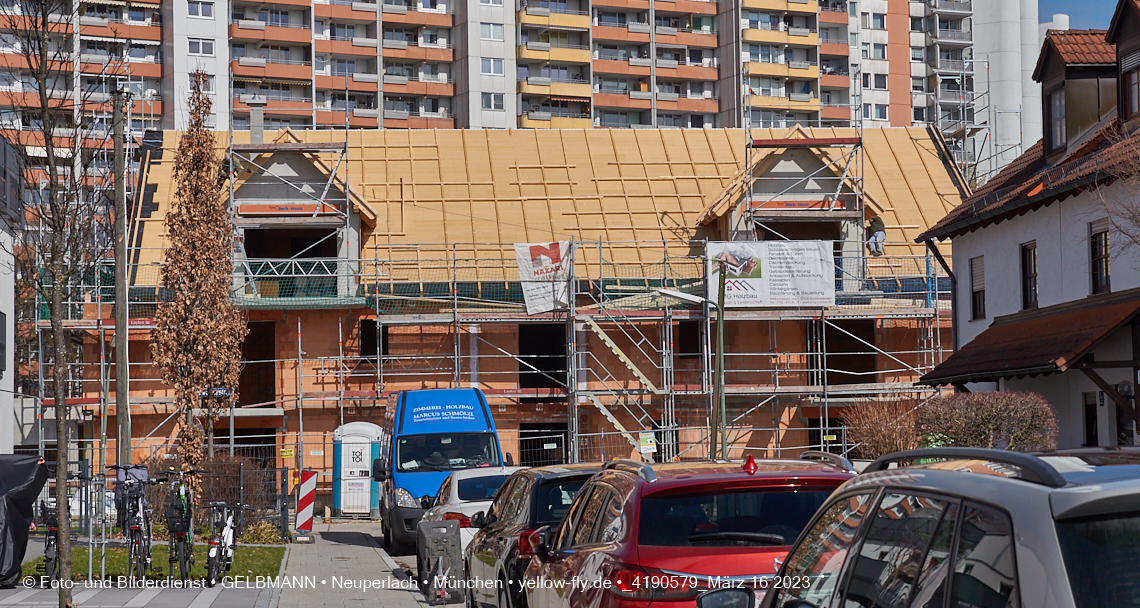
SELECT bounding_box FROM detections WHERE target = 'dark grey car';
[757,447,1140,608]
[465,463,603,608]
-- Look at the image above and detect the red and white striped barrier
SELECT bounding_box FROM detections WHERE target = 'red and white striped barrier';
[295,470,317,534]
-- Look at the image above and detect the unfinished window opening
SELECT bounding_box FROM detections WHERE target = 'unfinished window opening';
[518,323,566,390]
[675,321,701,359]
[359,319,390,361]
[825,319,876,385]
[518,422,569,466]
[239,321,276,408]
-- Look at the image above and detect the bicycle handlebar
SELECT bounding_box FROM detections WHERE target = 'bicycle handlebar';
[106,464,148,470]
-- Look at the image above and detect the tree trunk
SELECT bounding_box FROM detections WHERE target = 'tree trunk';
[50,254,72,608]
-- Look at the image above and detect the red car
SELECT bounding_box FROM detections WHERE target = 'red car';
[522,454,855,608]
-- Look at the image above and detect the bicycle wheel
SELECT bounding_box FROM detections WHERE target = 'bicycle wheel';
[177,537,190,581]
[132,530,147,580]
[44,542,56,583]
[206,552,219,588]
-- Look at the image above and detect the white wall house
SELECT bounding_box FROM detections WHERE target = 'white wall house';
[919,13,1140,449]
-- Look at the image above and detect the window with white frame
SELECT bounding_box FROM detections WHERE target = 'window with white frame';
[911,47,923,61]
[873,44,886,59]
[480,23,504,40]
[480,57,504,75]
[188,1,213,17]
[481,92,504,110]
[874,104,887,119]
[188,73,215,92]
[188,38,214,56]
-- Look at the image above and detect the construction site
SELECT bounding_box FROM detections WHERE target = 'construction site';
[15,123,967,508]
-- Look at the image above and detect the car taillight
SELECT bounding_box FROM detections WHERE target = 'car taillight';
[609,566,699,601]
[443,512,471,528]
[516,529,537,556]
[209,540,218,546]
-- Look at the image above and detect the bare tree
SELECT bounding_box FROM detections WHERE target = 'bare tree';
[151,71,246,485]
[0,0,113,601]
[917,392,1058,451]
[842,398,923,460]
[1093,129,1140,253]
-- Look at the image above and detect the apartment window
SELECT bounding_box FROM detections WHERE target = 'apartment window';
[1020,241,1038,309]
[910,17,923,31]
[188,38,214,56]
[188,1,213,17]
[911,77,925,92]
[873,44,886,59]
[481,92,504,110]
[1124,61,1140,119]
[1047,87,1066,151]
[874,104,887,120]
[861,73,870,89]
[480,23,504,41]
[848,1,856,17]
[913,107,925,122]
[480,57,504,75]
[861,43,869,59]
[1091,224,1111,294]
[911,47,923,61]
[970,256,985,320]
[598,12,626,26]
[871,13,885,29]
[480,0,503,5]
[862,103,870,119]
[874,74,887,89]
[849,33,858,47]
[128,6,146,21]
[188,73,215,92]
[860,12,869,28]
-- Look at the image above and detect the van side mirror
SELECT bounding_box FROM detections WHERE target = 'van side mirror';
[528,526,552,557]
[505,453,514,466]
[471,511,485,528]
[420,495,434,509]
[372,458,387,482]
[696,588,757,608]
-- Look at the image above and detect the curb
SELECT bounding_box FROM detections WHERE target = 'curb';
[254,543,290,608]
[364,532,410,583]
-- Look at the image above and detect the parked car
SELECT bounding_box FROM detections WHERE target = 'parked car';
[522,454,856,608]
[422,466,524,549]
[373,388,507,554]
[760,447,1140,608]
[466,463,605,608]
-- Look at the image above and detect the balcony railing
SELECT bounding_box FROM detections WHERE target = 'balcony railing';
[928,0,971,12]
[230,18,312,29]
[235,93,314,103]
[933,28,972,41]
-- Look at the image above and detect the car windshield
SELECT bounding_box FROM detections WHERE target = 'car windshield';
[396,433,500,472]
[638,488,833,547]
[457,475,511,501]
[1056,510,1140,608]
[532,479,587,526]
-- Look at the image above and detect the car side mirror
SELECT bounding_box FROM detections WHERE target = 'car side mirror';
[528,526,552,557]
[505,453,514,466]
[696,587,757,608]
[471,511,485,528]
[372,458,387,482]
[420,495,434,509]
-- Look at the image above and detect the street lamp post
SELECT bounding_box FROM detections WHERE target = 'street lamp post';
[659,267,728,460]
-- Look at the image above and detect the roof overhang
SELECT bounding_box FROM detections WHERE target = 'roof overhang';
[919,287,1140,386]
[1107,0,1140,46]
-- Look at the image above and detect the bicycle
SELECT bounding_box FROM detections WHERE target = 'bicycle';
[162,467,205,581]
[205,502,253,588]
[109,464,165,581]
[39,501,57,584]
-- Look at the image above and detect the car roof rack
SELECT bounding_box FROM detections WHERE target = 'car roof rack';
[602,459,657,482]
[864,448,1067,488]
[800,451,856,472]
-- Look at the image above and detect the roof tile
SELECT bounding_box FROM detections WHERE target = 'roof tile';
[1046,29,1116,65]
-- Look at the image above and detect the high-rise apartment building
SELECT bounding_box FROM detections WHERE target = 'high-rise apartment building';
[0,0,996,138]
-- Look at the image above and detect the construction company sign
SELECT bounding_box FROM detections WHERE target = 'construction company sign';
[707,241,835,308]
[515,241,574,315]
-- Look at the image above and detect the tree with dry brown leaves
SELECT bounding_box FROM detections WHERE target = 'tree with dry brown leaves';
[1095,128,1140,253]
[917,391,1058,451]
[151,72,246,484]
[841,399,923,460]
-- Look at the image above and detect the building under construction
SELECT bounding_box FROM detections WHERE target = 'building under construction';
[20,125,966,501]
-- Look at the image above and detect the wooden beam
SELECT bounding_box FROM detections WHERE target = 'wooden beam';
[749,137,861,148]
[1080,367,1140,426]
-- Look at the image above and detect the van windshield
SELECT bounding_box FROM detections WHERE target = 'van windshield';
[396,433,500,472]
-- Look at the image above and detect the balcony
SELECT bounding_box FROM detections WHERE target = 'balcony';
[935,86,972,102]
[930,58,972,73]
[932,28,971,43]
[928,0,970,13]
[519,5,590,29]
[234,259,357,304]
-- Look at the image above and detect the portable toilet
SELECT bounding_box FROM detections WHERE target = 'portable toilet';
[333,421,383,518]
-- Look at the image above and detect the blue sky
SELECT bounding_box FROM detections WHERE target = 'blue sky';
[1039,0,1116,30]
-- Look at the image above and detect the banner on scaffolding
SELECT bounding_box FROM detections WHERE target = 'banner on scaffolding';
[708,241,835,308]
[515,241,573,315]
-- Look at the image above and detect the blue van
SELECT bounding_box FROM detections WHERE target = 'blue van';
[372,388,505,553]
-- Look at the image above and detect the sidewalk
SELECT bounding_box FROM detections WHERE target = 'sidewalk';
[275,522,428,608]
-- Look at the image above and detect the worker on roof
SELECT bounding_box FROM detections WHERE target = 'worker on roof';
[867,215,885,257]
